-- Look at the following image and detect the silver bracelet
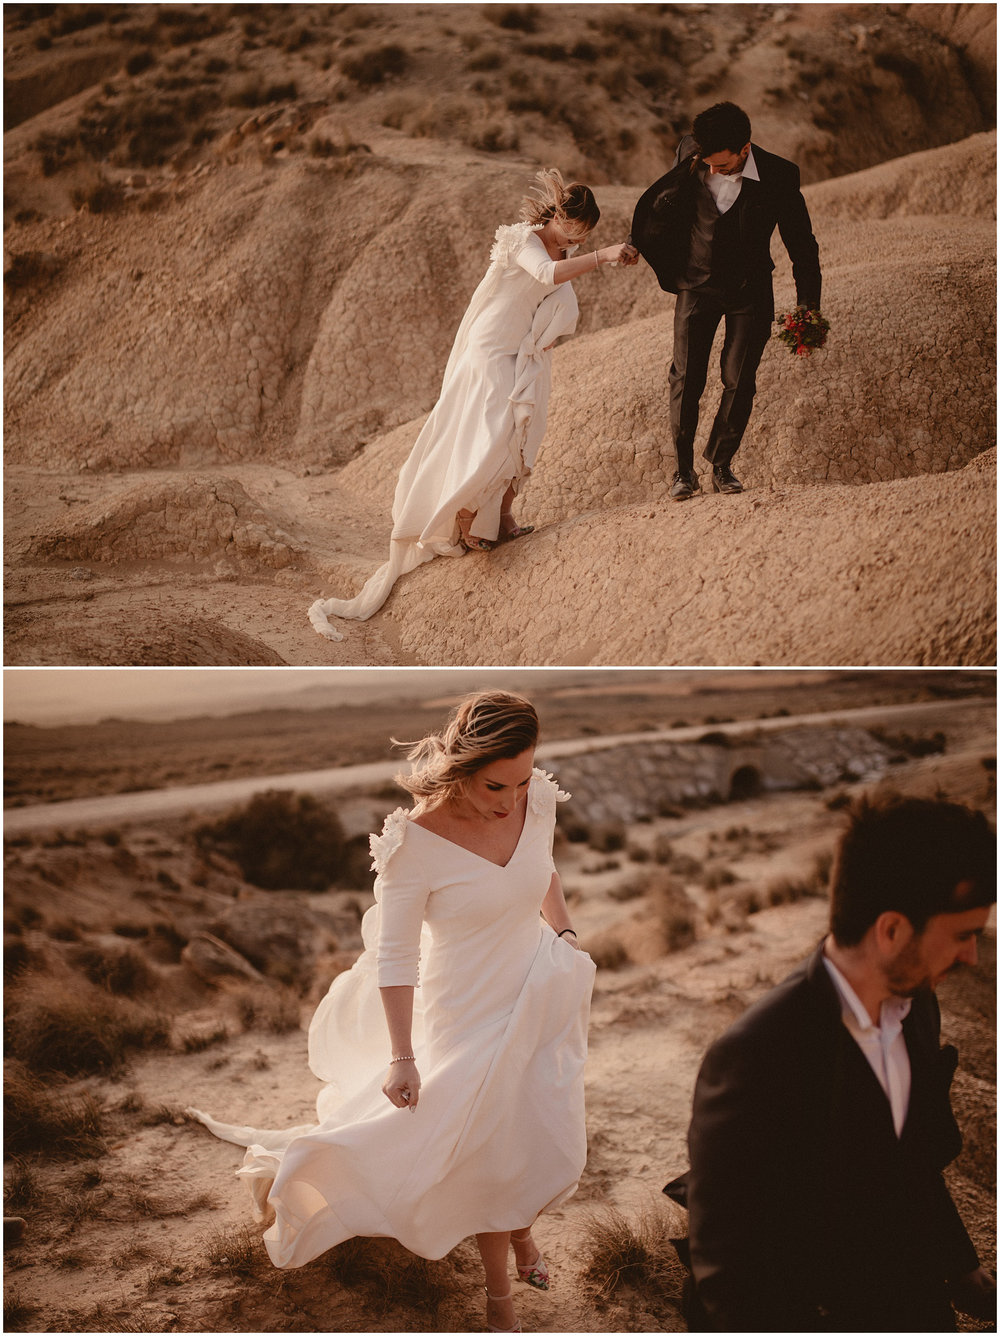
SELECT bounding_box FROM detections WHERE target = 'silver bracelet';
[390,1054,415,1063]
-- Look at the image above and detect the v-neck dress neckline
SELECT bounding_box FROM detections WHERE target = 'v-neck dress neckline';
[407,803,529,870]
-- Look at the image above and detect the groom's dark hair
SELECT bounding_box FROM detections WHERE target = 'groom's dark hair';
[828,794,996,946]
[692,102,752,156]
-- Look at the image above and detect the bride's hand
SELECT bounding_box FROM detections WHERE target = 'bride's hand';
[383,1058,420,1112]
[600,243,635,267]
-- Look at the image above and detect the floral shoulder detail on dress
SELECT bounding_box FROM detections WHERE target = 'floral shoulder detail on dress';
[529,766,570,817]
[369,807,411,874]
[490,221,544,270]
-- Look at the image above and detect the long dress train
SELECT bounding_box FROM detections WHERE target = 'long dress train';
[308,224,580,641]
[188,769,595,1266]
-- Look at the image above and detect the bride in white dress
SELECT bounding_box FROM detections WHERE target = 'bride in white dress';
[308,170,632,641]
[189,691,595,1334]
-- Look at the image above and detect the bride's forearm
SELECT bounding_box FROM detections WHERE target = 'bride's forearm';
[541,872,575,935]
[379,985,416,1057]
[552,248,608,284]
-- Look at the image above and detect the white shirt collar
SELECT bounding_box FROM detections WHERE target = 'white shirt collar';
[823,952,912,1034]
[741,145,760,182]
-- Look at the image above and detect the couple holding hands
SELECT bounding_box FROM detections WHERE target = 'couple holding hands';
[308,100,824,642]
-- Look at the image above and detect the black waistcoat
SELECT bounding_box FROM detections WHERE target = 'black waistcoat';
[680,180,749,295]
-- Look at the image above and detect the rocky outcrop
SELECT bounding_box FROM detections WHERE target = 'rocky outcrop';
[181,931,264,987]
[550,725,895,824]
[24,475,307,575]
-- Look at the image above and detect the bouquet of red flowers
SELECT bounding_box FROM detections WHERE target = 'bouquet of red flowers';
[775,306,830,357]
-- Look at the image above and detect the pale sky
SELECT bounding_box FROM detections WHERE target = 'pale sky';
[3,668,420,725]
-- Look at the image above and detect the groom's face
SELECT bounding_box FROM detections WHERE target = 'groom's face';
[702,143,751,175]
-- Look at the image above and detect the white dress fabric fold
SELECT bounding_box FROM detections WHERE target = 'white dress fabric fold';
[189,769,595,1267]
[308,224,580,641]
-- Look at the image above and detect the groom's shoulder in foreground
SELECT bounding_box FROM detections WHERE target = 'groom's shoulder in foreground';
[698,944,832,1074]
[750,141,805,186]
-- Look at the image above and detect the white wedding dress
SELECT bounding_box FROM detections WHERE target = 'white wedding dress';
[189,769,595,1266]
[308,224,580,641]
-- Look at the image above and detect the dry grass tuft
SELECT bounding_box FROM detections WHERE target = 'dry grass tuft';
[3,1287,36,1332]
[578,1202,687,1306]
[5,969,170,1076]
[324,1235,464,1318]
[68,941,158,996]
[4,1059,107,1159]
[648,872,697,952]
[205,1222,267,1276]
[581,930,629,972]
[232,982,302,1033]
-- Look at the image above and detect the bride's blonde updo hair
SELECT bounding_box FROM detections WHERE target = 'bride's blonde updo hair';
[520,167,600,232]
[396,690,539,811]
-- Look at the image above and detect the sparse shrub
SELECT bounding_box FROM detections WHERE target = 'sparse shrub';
[31,130,78,175]
[232,983,301,1033]
[590,820,626,854]
[571,40,599,61]
[342,43,408,86]
[492,6,538,32]
[523,41,567,60]
[669,852,703,881]
[180,1025,230,1053]
[467,49,503,71]
[69,943,157,996]
[125,48,156,76]
[579,1203,686,1303]
[4,1059,106,1158]
[196,789,346,891]
[470,121,519,154]
[558,812,591,844]
[627,844,651,863]
[6,972,170,1076]
[869,727,947,759]
[324,1235,464,1317]
[206,1222,264,1275]
[698,730,731,747]
[583,932,628,971]
[652,834,674,865]
[738,888,763,916]
[649,874,696,952]
[263,80,298,103]
[703,865,737,891]
[3,1287,35,1330]
[4,1157,42,1213]
[608,875,650,902]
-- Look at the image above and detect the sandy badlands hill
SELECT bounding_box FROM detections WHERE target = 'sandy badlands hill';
[3,3,996,665]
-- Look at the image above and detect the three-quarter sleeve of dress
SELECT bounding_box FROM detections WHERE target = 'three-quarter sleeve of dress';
[514,235,558,288]
[374,834,431,988]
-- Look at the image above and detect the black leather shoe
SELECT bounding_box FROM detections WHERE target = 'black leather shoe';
[669,470,701,501]
[712,464,743,494]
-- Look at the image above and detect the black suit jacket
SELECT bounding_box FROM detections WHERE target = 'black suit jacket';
[683,943,978,1332]
[629,136,822,314]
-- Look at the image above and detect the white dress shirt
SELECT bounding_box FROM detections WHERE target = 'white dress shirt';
[705,145,760,214]
[823,952,913,1137]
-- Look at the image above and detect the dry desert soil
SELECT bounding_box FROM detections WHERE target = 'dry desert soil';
[3,2,996,665]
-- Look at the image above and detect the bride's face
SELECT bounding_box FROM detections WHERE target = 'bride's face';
[548,215,592,249]
[459,748,535,823]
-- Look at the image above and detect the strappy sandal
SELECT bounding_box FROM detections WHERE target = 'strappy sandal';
[511,1229,549,1291]
[485,1287,521,1332]
[497,522,534,544]
[458,513,495,553]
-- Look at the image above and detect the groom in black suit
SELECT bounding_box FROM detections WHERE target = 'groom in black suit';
[675,795,996,1332]
[626,102,822,498]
